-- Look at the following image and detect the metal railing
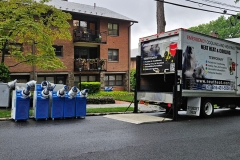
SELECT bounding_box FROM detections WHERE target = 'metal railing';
[74,58,107,72]
[73,29,107,43]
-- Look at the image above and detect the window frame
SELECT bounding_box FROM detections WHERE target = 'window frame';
[53,45,63,57]
[37,75,66,84]
[108,23,119,36]
[108,49,119,62]
[104,74,123,86]
[74,75,98,84]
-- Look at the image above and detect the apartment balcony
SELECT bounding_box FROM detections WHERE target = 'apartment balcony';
[73,29,107,44]
[74,58,107,72]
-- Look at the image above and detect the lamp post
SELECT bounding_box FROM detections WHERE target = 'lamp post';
[79,67,82,91]
[98,66,101,81]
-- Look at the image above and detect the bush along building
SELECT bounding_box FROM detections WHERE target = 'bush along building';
[5,0,137,91]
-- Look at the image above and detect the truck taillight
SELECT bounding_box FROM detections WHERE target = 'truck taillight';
[167,103,171,108]
[140,100,144,104]
[232,62,235,71]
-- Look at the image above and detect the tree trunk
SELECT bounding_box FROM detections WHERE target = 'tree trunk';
[156,0,166,33]
[1,41,7,64]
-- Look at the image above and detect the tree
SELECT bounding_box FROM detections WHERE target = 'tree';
[0,63,10,82]
[156,0,166,33]
[130,69,136,91]
[189,15,240,39]
[0,0,72,70]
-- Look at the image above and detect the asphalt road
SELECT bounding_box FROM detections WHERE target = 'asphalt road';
[1,109,240,160]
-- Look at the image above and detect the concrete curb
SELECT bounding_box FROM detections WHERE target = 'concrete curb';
[0,110,160,121]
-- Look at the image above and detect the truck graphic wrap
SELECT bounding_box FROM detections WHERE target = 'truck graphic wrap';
[182,33,236,91]
[141,37,178,74]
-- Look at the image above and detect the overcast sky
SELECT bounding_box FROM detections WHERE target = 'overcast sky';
[69,0,240,49]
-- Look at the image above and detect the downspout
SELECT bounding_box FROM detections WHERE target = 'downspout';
[32,41,36,80]
[128,22,134,92]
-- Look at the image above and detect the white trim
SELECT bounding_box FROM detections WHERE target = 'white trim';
[37,72,68,75]
[10,73,30,75]
[74,43,99,47]
[105,72,126,74]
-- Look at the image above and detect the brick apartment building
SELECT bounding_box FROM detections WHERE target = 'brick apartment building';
[130,48,139,70]
[4,0,137,91]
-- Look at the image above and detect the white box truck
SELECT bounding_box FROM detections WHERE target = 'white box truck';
[136,28,240,117]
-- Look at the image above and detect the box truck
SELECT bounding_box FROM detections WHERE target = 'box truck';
[136,28,240,117]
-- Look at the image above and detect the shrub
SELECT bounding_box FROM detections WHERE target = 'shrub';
[88,91,134,102]
[79,82,100,94]
[87,97,115,104]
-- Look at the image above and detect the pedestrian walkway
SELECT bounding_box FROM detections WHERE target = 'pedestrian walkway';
[87,100,164,113]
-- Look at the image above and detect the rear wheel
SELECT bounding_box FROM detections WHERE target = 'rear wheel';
[200,99,214,118]
[229,105,236,110]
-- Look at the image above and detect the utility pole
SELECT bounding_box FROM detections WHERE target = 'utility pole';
[156,0,166,33]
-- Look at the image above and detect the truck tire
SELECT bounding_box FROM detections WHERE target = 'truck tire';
[200,99,214,118]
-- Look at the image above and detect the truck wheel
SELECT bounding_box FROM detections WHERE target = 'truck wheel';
[201,99,214,118]
[229,105,236,110]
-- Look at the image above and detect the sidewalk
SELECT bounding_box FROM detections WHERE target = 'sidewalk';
[87,101,164,113]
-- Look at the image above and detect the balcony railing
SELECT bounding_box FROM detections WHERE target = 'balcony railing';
[73,28,107,43]
[74,58,107,72]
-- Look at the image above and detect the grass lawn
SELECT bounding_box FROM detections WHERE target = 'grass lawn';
[0,109,11,118]
[0,107,134,118]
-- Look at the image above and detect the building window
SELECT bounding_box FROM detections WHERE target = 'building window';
[37,75,66,84]
[104,74,123,86]
[10,75,29,83]
[108,23,118,36]
[4,43,23,56]
[108,49,119,61]
[74,75,98,86]
[53,45,63,57]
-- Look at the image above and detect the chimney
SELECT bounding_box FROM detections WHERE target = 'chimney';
[210,31,218,38]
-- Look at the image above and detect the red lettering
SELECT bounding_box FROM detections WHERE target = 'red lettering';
[187,35,206,43]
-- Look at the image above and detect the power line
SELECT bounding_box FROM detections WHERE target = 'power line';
[202,0,240,10]
[186,0,240,13]
[155,0,235,16]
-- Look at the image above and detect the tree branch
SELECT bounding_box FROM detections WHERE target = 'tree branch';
[8,60,31,67]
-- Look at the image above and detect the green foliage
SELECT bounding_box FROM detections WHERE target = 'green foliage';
[189,15,240,39]
[80,82,101,94]
[130,69,136,91]
[0,63,10,82]
[95,37,102,42]
[89,91,134,97]
[0,0,72,70]
[87,97,115,104]
[89,91,134,102]
[0,109,11,118]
